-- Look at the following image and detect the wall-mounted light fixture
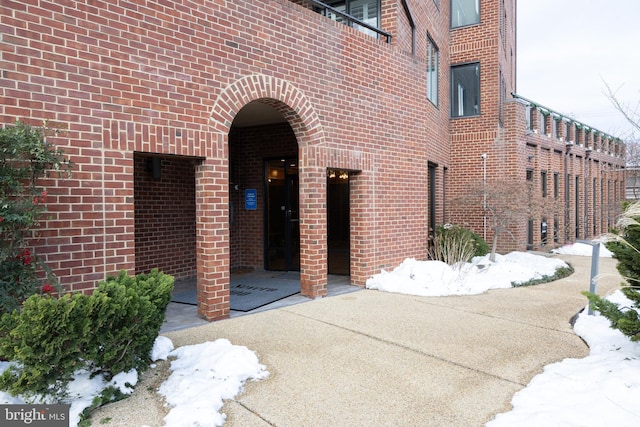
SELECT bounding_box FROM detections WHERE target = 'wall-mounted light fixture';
[146,157,161,179]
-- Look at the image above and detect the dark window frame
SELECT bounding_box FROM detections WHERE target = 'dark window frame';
[450,62,480,118]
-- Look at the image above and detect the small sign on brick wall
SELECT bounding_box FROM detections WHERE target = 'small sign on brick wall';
[245,189,257,210]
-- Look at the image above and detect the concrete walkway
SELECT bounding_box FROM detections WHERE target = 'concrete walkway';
[93,254,624,426]
[164,254,623,426]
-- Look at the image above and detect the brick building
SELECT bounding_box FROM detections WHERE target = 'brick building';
[0,0,626,320]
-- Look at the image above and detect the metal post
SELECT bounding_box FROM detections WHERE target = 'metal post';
[588,243,600,315]
[577,239,600,315]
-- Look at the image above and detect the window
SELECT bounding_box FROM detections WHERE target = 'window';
[325,0,380,38]
[428,163,437,251]
[541,171,547,198]
[427,36,439,106]
[451,63,479,117]
[499,0,505,45]
[553,172,559,198]
[498,68,505,126]
[451,0,479,28]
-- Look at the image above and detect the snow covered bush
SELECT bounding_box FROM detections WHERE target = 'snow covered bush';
[0,269,173,402]
[585,201,640,341]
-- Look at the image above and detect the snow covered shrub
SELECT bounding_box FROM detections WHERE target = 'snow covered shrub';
[584,201,640,341]
[0,121,71,315]
[0,269,173,401]
[512,263,574,287]
[428,224,489,265]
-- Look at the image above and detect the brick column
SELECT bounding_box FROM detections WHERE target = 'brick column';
[349,170,376,286]
[298,164,328,298]
[195,157,230,320]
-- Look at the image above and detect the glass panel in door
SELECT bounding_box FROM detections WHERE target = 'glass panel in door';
[265,159,299,271]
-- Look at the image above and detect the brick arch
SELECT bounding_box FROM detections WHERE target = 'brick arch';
[210,74,324,148]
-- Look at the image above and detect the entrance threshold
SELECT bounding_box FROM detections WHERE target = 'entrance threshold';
[161,273,359,333]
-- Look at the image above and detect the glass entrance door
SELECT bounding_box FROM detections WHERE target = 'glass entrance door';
[265,158,300,271]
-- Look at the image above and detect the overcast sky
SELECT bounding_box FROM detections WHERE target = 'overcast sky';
[517,0,640,140]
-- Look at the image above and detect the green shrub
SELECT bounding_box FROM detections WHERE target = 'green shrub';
[584,201,640,341]
[88,269,174,378]
[0,269,174,401]
[512,263,574,287]
[429,224,489,265]
[0,292,91,401]
[0,121,72,315]
[584,290,640,341]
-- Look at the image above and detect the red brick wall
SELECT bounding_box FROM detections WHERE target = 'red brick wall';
[0,0,625,319]
[229,123,298,270]
[134,154,196,280]
[0,0,452,319]
[446,0,625,253]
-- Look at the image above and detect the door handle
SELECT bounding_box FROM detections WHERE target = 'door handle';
[287,210,299,222]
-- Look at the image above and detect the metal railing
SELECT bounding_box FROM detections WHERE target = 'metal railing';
[303,0,392,43]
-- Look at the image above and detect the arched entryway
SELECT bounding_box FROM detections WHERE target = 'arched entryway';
[196,75,331,320]
[228,101,300,275]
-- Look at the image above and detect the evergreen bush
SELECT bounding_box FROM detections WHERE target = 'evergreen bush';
[0,292,91,401]
[88,269,174,378]
[0,269,174,401]
[512,263,574,287]
[584,201,640,341]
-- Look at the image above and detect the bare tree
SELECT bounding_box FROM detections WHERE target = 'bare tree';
[603,80,640,136]
[458,178,557,262]
[603,80,640,199]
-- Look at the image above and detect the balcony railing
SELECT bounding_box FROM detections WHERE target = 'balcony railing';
[302,0,392,43]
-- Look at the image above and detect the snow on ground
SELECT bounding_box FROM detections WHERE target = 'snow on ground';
[487,290,640,426]
[365,251,569,296]
[1,243,637,426]
[552,241,614,257]
[0,337,268,427]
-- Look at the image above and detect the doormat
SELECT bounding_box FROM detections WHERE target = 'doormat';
[170,274,301,312]
[171,290,198,305]
[230,276,300,312]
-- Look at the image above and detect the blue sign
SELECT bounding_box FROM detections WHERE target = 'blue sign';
[245,189,257,210]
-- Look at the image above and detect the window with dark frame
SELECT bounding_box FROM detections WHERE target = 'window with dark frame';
[526,169,533,249]
[451,63,479,117]
[498,68,505,127]
[427,35,439,106]
[451,0,480,28]
[541,170,547,198]
[553,172,559,198]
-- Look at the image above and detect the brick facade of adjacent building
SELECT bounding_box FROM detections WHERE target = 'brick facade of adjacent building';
[0,0,626,320]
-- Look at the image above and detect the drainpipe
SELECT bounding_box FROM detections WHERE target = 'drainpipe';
[564,142,573,241]
[481,153,487,241]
